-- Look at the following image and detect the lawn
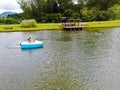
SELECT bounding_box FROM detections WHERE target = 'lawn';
[0,20,120,32]
[0,23,61,32]
[87,20,120,28]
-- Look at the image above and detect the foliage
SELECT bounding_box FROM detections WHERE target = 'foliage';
[0,18,19,24]
[7,13,23,19]
[45,0,58,13]
[43,13,62,23]
[2,0,120,23]
[80,6,88,16]
[72,12,80,19]
[20,19,37,28]
[18,0,73,22]
[63,9,74,18]
[108,4,120,20]
[81,7,113,21]
[18,0,46,21]
[87,0,119,10]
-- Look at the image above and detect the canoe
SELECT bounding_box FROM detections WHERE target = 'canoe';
[20,40,43,49]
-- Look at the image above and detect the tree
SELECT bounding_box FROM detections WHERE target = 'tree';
[18,0,46,21]
[55,0,73,13]
[46,0,58,13]
[18,0,32,19]
[78,0,88,4]
[63,9,74,18]
[17,0,120,22]
[87,0,119,10]
[108,4,120,20]
[18,0,74,22]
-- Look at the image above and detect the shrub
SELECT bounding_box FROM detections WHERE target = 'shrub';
[20,19,37,28]
[63,9,74,18]
[72,12,80,19]
[0,18,19,24]
[108,4,120,20]
[43,13,62,23]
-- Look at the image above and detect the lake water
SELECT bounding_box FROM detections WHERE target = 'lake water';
[0,28,120,90]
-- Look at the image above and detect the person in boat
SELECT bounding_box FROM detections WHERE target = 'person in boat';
[27,37,35,43]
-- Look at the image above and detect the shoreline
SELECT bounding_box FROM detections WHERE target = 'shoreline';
[0,20,120,32]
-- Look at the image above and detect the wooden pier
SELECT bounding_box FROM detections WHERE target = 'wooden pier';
[62,17,87,30]
[63,23,84,30]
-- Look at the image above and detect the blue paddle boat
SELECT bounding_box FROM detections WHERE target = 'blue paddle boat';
[20,40,43,49]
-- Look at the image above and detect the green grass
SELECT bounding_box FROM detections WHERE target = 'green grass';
[87,20,120,28]
[0,23,62,32]
[0,20,120,32]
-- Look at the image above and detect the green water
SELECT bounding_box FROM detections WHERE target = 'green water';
[0,28,120,90]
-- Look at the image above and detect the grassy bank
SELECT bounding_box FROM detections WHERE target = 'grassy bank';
[0,23,61,32]
[87,20,120,28]
[0,20,120,32]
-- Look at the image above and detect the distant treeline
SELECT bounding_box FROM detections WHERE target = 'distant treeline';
[0,13,23,24]
[1,0,120,24]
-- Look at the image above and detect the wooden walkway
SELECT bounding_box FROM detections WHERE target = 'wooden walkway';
[63,23,87,30]
[63,26,83,30]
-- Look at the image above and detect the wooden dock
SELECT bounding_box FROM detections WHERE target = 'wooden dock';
[63,26,83,30]
[61,17,87,30]
[63,23,87,30]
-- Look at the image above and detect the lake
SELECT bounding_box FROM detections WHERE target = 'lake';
[0,28,120,90]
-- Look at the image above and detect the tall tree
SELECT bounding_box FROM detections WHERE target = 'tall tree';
[18,0,73,21]
[18,0,46,21]
[46,0,58,13]
[87,0,119,10]
[55,0,73,13]
[77,0,88,4]
[17,0,32,19]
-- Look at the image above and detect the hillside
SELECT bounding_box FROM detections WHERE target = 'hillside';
[0,12,16,17]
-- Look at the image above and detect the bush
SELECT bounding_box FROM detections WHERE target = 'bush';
[72,12,80,19]
[20,19,37,28]
[63,9,74,18]
[108,4,120,20]
[0,18,19,24]
[43,13,62,23]
[81,7,111,21]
